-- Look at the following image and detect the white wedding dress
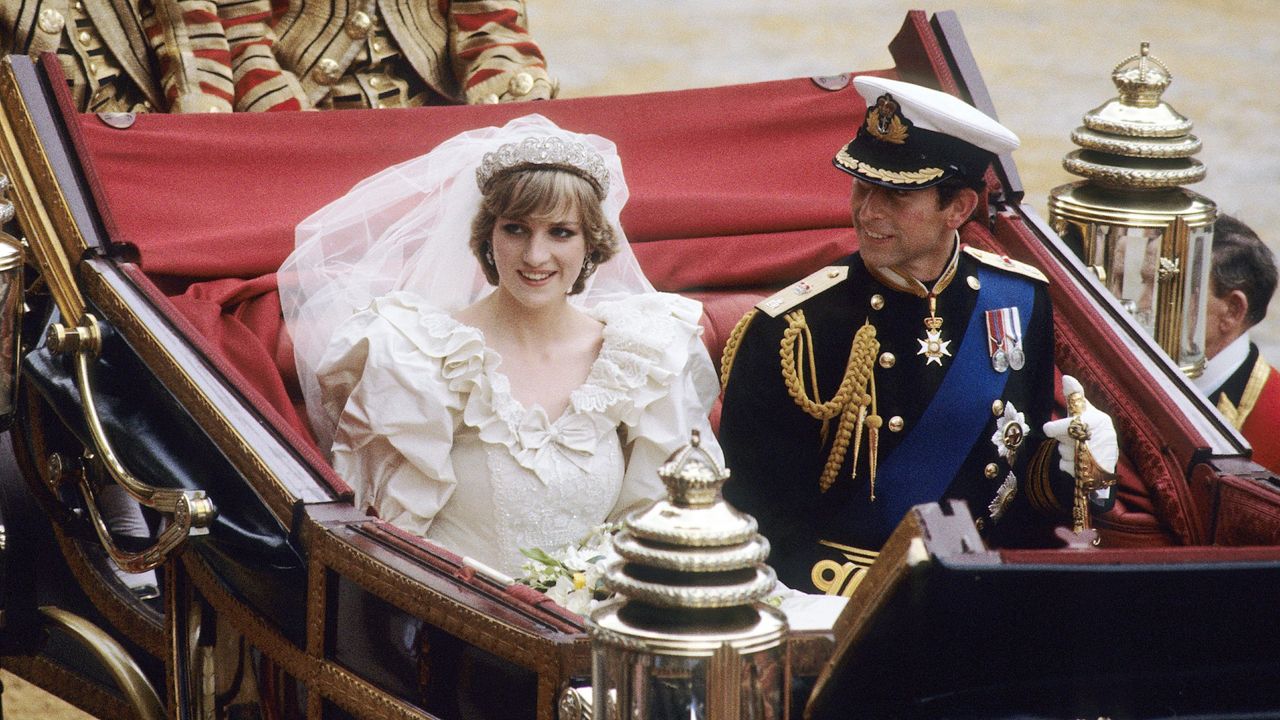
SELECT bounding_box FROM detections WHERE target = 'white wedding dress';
[316,290,723,577]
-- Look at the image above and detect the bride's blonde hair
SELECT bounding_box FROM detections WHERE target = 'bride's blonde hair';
[470,167,619,295]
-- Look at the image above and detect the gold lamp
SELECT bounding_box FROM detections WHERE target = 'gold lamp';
[587,432,787,720]
[1048,43,1216,376]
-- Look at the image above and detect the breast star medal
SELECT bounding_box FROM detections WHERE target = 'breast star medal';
[917,315,951,365]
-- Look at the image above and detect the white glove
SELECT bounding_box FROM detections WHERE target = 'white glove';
[1042,375,1118,479]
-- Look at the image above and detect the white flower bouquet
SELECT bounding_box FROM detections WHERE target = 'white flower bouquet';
[517,522,620,615]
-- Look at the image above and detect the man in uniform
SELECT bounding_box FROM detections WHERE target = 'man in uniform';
[719,77,1118,595]
[1193,213,1280,473]
[1,0,163,113]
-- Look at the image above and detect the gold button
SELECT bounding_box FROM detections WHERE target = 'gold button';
[38,8,64,34]
[482,93,501,104]
[345,10,373,39]
[368,76,381,87]
[870,294,884,310]
[827,269,840,278]
[313,58,342,85]
[975,517,987,531]
[372,40,386,53]
[878,352,895,369]
[78,30,91,44]
[992,399,1004,417]
[888,416,904,432]
[967,275,981,290]
[985,463,1000,479]
[508,71,535,96]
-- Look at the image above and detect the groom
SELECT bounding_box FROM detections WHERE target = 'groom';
[719,76,1118,594]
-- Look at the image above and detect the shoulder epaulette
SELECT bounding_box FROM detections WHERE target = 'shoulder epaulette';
[962,246,1048,284]
[755,266,849,318]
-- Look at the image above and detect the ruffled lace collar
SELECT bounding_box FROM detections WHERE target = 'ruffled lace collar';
[381,292,701,473]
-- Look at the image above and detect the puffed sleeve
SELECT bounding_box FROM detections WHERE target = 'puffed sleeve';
[316,294,479,536]
[594,294,724,519]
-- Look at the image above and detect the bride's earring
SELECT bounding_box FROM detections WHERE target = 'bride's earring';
[581,256,596,280]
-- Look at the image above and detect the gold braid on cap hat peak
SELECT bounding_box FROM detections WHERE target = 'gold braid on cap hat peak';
[476,135,610,197]
[835,148,945,185]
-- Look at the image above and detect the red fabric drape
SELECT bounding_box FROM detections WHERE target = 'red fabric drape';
[76,73,882,284]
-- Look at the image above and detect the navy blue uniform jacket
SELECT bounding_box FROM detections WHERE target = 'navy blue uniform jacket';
[720,247,1072,593]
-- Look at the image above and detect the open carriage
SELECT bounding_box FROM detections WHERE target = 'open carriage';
[0,9,1277,720]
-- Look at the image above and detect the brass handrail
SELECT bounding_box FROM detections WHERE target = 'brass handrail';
[44,313,215,571]
[47,450,208,574]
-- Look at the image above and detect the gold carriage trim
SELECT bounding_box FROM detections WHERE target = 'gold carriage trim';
[835,148,944,185]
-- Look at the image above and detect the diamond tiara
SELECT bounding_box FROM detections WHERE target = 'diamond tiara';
[475,136,610,197]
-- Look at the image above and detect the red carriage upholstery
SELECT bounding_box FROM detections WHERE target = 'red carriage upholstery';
[65,67,1204,547]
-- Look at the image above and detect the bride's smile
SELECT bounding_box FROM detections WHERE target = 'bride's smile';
[493,215,586,306]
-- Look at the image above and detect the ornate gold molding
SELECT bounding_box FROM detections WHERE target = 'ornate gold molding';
[0,59,87,321]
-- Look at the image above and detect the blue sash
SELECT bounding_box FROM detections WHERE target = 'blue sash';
[872,265,1035,528]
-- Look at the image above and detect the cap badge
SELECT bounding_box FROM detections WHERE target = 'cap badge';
[865,93,909,144]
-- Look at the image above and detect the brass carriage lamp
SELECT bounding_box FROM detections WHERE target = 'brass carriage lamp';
[0,174,23,428]
[588,432,787,720]
[1048,43,1217,376]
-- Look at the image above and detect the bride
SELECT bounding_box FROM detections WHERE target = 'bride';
[279,114,723,577]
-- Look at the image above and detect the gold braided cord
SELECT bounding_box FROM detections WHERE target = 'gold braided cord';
[820,403,860,492]
[778,313,879,492]
[719,308,759,390]
[781,312,875,420]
